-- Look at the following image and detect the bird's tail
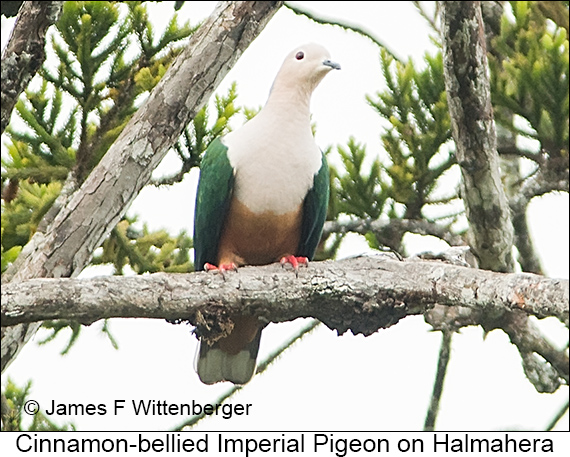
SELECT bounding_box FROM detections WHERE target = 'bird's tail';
[196,317,261,385]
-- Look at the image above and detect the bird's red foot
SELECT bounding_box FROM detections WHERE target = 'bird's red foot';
[204,262,238,279]
[280,255,308,277]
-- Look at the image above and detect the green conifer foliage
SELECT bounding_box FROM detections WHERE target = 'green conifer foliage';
[1,378,74,431]
[331,50,456,253]
[330,1,568,255]
[489,1,569,159]
[1,1,216,275]
[371,51,454,219]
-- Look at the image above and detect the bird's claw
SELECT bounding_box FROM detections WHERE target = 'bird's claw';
[204,262,238,280]
[280,255,309,277]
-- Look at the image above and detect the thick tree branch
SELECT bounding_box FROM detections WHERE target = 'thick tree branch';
[440,1,515,273]
[0,1,283,373]
[425,301,569,391]
[1,1,64,135]
[3,256,568,388]
[499,313,568,392]
[2,256,568,330]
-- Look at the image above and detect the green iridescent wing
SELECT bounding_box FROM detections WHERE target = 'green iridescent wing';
[193,138,234,271]
[298,152,330,259]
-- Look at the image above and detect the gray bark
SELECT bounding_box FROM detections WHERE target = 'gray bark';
[3,256,567,328]
[2,256,568,386]
[1,1,64,135]
[440,1,515,273]
[0,0,283,373]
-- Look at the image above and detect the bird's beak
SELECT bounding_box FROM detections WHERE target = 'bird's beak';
[323,59,341,70]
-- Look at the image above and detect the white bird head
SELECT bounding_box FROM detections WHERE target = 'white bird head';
[269,43,340,102]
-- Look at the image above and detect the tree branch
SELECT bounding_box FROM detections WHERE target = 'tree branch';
[511,204,544,275]
[323,218,465,248]
[3,256,568,387]
[424,330,453,431]
[2,256,567,330]
[440,1,515,273]
[546,400,569,431]
[510,169,569,215]
[0,0,283,373]
[283,2,401,61]
[425,300,569,391]
[1,1,64,135]
[508,166,568,275]
[494,311,569,391]
[497,145,547,165]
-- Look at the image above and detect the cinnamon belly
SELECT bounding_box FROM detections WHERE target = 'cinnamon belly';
[216,197,302,267]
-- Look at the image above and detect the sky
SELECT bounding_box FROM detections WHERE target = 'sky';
[1,1,569,435]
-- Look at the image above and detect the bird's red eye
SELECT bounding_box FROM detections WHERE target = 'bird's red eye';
[295,51,304,60]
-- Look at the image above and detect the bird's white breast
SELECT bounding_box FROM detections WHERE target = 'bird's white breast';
[223,112,322,215]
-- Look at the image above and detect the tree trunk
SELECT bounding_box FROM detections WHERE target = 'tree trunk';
[440,1,515,273]
[438,1,565,394]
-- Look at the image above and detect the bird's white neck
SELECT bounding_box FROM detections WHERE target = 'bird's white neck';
[263,87,312,125]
